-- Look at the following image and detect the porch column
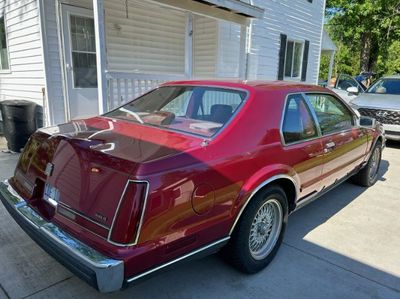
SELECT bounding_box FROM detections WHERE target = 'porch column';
[239,21,249,79]
[327,50,335,84]
[93,0,108,113]
[185,13,193,78]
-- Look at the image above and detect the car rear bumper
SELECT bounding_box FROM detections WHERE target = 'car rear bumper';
[0,180,124,293]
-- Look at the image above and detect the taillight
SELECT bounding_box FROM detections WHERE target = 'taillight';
[108,181,149,246]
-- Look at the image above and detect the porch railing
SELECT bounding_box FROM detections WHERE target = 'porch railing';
[106,72,187,111]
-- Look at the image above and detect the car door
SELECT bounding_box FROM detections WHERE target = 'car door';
[306,93,369,189]
[281,94,325,198]
[333,74,365,103]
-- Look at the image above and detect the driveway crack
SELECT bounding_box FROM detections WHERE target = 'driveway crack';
[0,283,11,299]
[283,242,400,294]
[21,276,74,299]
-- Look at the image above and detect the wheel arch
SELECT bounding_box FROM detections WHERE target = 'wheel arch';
[375,135,384,147]
[229,174,299,236]
[367,134,384,160]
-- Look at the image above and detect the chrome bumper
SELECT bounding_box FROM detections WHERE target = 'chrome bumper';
[0,180,124,293]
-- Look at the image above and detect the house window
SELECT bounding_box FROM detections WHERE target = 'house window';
[284,41,303,78]
[0,14,9,71]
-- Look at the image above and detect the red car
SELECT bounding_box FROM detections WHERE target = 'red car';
[0,81,384,292]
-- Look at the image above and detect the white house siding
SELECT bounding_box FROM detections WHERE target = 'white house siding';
[217,20,241,78]
[193,15,218,78]
[41,0,65,123]
[193,17,241,78]
[0,0,45,106]
[247,0,325,84]
[105,0,187,75]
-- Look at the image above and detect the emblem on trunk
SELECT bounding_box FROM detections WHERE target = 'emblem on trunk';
[95,212,108,222]
[44,163,54,177]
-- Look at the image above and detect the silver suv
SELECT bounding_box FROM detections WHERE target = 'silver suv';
[350,75,400,141]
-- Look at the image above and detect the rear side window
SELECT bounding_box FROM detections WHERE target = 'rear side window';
[282,94,318,144]
[306,94,353,135]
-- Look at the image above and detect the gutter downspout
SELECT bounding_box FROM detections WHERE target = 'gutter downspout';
[316,0,327,85]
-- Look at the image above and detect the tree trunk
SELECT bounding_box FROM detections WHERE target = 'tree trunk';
[360,32,372,72]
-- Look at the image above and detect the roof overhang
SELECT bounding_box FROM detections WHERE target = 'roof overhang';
[194,0,265,18]
[153,0,264,24]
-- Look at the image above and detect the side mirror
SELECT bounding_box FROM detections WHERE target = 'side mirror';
[358,116,376,128]
[347,86,359,95]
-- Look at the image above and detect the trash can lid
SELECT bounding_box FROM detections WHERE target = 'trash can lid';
[0,100,37,107]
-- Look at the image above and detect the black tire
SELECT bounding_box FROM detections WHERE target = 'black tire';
[222,185,288,274]
[351,141,382,187]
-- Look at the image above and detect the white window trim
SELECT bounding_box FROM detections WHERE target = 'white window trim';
[0,9,11,74]
[283,39,304,81]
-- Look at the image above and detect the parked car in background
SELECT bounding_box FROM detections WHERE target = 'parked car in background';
[0,81,384,293]
[331,74,367,102]
[351,75,400,141]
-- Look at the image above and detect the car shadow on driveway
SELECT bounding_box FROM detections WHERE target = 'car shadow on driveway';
[386,140,400,149]
[16,158,400,299]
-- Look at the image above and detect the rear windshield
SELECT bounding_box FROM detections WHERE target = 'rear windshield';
[105,86,247,138]
[367,78,400,95]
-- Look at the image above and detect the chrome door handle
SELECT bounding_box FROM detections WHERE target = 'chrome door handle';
[324,142,336,153]
[325,142,336,149]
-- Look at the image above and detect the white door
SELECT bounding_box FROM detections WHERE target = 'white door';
[62,5,99,120]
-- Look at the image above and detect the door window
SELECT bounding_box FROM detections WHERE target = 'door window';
[70,15,97,88]
[282,94,318,144]
[336,74,363,93]
[307,94,354,135]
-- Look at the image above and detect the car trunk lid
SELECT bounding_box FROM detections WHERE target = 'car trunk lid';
[11,117,201,239]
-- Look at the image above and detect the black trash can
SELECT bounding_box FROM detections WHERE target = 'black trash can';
[0,113,3,135]
[0,100,37,152]
[35,104,44,129]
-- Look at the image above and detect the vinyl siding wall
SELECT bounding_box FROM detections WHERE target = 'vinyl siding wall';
[193,15,218,78]
[0,0,45,106]
[41,0,65,123]
[247,0,325,83]
[105,0,187,74]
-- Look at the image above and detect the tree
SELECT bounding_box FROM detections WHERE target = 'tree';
[384,41,400,74]
[326,0,400,73]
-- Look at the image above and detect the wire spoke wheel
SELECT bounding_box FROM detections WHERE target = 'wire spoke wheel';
[248,198,283,260]
[369,147,380,182]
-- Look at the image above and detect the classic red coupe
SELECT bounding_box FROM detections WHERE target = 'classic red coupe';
[0,81,384,292]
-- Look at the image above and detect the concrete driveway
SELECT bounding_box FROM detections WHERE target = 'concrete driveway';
[0,143,399,299]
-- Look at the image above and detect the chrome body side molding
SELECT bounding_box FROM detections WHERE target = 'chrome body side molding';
[126,237,230,284]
